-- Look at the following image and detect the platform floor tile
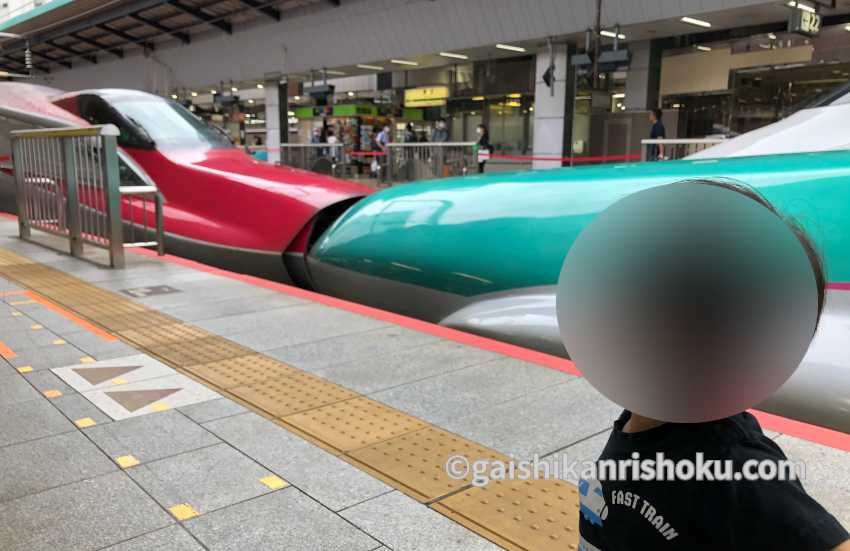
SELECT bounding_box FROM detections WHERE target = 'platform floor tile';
[0,431,117,503]
[6,340,90,372]
[0,373,42,405]
[50,393,114,428]
[371,357,572,425]
[347,426,509,503]
[342,490,502,551]
[442,379,621,459]
[0,398,75,447]
[0,471,173,551]
[315,339,501,395]
[81,373,220,420]
[127,443,278,516]
[183,489,380,551]
[266,325,440,373]
[433,479,581,551]
[281,396,428,453]
[101,524,205,551]
[52,354,177,393]
[84,409,220,466]
[178,397,247,424]
[204,412,392,512]
[230,371,358,418]
[184,353,301,389]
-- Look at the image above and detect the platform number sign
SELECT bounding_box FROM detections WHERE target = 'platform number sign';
[789,8,822,37]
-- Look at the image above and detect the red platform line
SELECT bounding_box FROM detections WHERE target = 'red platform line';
[0,341,16,359]
[749,409,850,452]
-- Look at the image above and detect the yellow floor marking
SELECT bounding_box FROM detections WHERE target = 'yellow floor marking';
[115,455,140,469]
[75,417,97,428]
[52,339,66,345]
[43,389,63,399]
[9,300,34,305]
[30,324,42,330]
[11,311,22,316]
[260,475,289,490]
[16,366,33,373]
[111,377,128,385]
[79,356,95,363]
[150,403,170,412]
[169,503,199,521]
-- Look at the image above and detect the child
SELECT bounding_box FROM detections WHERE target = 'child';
[563,180,850,550]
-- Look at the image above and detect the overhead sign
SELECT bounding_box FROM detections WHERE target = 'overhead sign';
[788,8,822,37]
[404,86,449,107]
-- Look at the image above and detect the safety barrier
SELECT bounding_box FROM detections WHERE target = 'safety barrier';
[384,142,476,183]
[641,138,725,161]
[275,143,346,178]
[10,125,164,268]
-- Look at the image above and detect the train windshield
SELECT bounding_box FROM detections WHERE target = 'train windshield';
[109,95,233,150]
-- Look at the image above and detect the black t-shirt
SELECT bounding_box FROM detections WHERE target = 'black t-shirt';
[578,411,848,550]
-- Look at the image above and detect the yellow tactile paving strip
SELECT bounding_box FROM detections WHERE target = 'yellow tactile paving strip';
[0,248,580,551]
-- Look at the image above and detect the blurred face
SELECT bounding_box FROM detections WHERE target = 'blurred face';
[648,112,657,124]
[476,127,483,135]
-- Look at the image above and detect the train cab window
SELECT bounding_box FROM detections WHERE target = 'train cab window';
[76,94,155,150]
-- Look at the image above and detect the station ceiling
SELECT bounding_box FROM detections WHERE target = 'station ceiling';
[0,0,336,73]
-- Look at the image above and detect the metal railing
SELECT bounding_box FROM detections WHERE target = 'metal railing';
[275,143,345,177]
[10,125,164,268]
[641,138,726,161]
[384,142,476,183]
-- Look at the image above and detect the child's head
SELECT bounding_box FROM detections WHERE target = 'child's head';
[556,179,825,423]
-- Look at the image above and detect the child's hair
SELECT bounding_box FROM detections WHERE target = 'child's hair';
[690,179,826,326]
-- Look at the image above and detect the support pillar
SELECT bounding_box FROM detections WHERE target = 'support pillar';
[625,40,663,111]
[264,78,282,164]
[532,42,574,170]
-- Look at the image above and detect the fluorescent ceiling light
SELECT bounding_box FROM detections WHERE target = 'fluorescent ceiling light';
[472,96,485,101]
[507,93,522,98]
[600,30,626,39]
[496,43,526,52]
[356,64,384,71]
[788,1,816,13]
[287,111,295,116]
[248,99,254,104]
[612,92,625,99]
[439,51,469,60]
[170,94,178,99]
[210,89,217,94]
[294,95,301,100]
[231,86,238,92]
[696,45,712,52]
[767,33,777,40]
[190,91,198,97]
[347,91,355,97]
[391,59,419,66]
[256,83,264,89]
[845,24,850,32]
[325,69,346,76]
[681,16,711,28]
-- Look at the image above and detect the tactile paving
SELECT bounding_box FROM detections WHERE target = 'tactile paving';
[231,372,358,418]
[346,425,509,502]
[147,336,252,367]
[282,396,428,454]
[184,354,301,389]
[118,323,211,348]
[97,310,179,332]
[432,479,581,551]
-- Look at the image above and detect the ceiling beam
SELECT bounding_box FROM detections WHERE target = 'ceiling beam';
[239,0,280,21]
[168,1,233,34]
[29,49,73,69]
[96,24,156,51]
[130,13,191,44]
[69,32,124,59]
[45,40,97,64]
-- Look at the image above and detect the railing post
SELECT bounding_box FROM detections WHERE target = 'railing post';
[62,136,84,257]
[11,138,31,240]
[155,192,165,256]
[101,128,125,268]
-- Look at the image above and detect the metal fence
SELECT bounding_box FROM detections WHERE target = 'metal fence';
[640,138,726,161]
[384,142,476,183]
[275,143,345,178]
[10,125,164,268]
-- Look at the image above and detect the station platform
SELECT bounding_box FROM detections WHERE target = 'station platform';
[0,214,847,551]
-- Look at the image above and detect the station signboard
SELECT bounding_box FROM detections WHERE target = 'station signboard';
[404,86,449,107]
[788,7,822,37]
